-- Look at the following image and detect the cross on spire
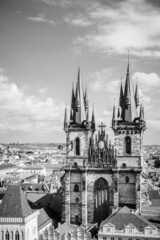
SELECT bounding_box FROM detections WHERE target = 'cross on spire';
[98,122,106,133]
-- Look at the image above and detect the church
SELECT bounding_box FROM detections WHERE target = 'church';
[61,57,146,227]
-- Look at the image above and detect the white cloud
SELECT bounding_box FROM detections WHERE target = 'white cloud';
[90,69,119,94]
[26,13,55,26]
[0,72,64,134]
[65,15,92,27]
[133,72,160,89]
[74,0,160,57]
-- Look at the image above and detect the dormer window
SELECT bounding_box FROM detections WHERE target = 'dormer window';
[75,138,80,155]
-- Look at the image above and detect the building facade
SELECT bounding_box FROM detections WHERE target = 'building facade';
[61,59,146,226]
[98,206,160,240]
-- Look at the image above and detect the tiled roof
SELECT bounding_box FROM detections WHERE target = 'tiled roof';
[148,190,160,200]
[0,164,16,170]
[101,206,155,231]
[38,208,52,229]
[0,184,33,218]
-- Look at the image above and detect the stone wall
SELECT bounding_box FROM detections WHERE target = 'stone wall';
[62,169,115,225]
[119,173,136,205]
[66,130,89,160]
[115,132,142,157]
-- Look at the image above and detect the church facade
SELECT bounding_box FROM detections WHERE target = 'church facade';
[61,59,146,227]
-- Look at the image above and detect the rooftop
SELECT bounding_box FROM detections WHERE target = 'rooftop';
[0,184,33,218]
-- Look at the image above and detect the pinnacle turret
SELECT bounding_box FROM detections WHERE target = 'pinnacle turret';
[64,106,68,131]
[91,107,96,132]
[135,83,140,108]
[119,79,124,108]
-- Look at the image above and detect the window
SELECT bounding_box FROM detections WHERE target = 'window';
[15,231,19,240]
[122,163,126,168]
[83,180,85,190]
[111,237,114,240]
[75,197,79,203]
[106,228,110,232]
[75,138,80,155]
[103,237,106,240]
[100,151,103,159]
[129,238,132,240]
[5,231,9,240]
[75,215,79,222]
[125,176,129,183]
[22,232,24,240]
[148,229,152,234]
[125,136,131,154]
[74,184,79,192]
[118,238,122,240]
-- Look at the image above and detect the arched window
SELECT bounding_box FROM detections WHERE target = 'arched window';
[94,178,109,223]
[125,176,129,183]
[75,138,80,155]
[21,231,24,240]
[15,231,19,240]
[5,231,9,240]
[125,136,131,154]
[74,184,79,192]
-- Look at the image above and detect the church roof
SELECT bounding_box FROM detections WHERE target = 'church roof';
[38,208,52,229]
[100,206,156,231]
[0,184,33,218]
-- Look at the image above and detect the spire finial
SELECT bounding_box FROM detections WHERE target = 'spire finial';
[128,49,130,64]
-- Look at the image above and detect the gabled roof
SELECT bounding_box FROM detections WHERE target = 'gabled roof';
[100,206,156,231]
[38,208,52,229]
[0,184,33,218]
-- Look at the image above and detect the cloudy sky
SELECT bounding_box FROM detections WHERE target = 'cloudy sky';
[0,0,160,144]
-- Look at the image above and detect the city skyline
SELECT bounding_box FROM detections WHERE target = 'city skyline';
[0,0,160,144]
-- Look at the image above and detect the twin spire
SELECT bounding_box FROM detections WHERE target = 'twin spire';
[113,53,144,123]
[64,65,95,131]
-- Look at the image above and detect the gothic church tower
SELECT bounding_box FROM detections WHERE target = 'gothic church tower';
[112,57,146,211]
[62,66,116,227]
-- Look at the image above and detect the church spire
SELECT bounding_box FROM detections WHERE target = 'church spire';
[64,105,68,131]
[74,66,86,124]
[91,105,96,132]
[84,87,88,111]
[121,50,137,122]
[119,78,123,108]
[135,82,140,108]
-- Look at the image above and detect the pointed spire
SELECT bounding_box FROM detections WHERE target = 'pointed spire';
[84,87,88,111]
[112,103,116,121]
[64,105,68,131]
[91,105,96,132]
[86,108,90,130]
[119,78,124,108]
[120,50,138,122]
[117,106,121,118]
[135,82,140,108]
[71,83,75,109]
[139,104,143,120]
[74,66,86,124]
